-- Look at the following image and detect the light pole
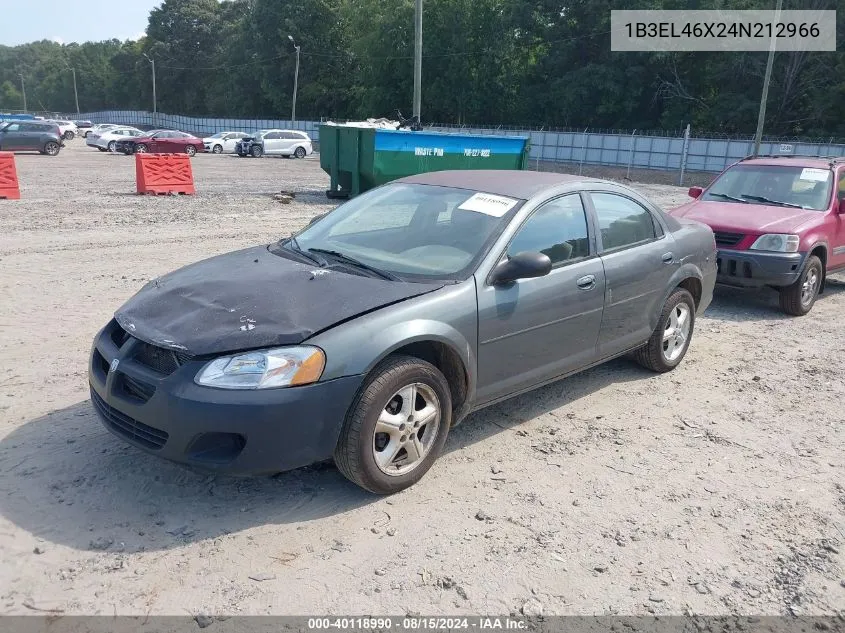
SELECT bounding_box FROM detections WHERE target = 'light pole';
[412,0,422,122]
[753,0,783,155]
[18,74,27,112]
[142,53,157,122]
[288,35,300,123]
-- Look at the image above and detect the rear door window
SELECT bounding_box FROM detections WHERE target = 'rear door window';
[590,193,658,252]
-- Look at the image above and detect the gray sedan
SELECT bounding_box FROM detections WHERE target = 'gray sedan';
[88,171,716,494]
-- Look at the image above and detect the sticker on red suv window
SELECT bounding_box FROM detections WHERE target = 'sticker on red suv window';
[799,168,829,182]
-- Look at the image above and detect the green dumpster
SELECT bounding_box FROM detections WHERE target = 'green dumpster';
[319,126,530,198]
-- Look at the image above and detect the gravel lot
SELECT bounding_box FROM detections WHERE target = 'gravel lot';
[0,141,843,618]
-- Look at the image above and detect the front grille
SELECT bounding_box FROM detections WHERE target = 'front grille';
[120,374,156,403]
[110,323,131,349]
[93,349,110,380]
[713,231,744,247]
[90,388,168,450]
[133,342,191,376]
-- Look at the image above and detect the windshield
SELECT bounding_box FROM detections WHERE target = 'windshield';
[284,183,522,281]
[703,164,832,211]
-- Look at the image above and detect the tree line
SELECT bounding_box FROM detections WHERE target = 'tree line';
[1,0,842,137]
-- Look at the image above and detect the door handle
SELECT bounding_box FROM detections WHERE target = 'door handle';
[576,275,596,290]
[661,252,674,264]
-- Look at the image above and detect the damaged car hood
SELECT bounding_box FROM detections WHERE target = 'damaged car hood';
[115,245,446,356]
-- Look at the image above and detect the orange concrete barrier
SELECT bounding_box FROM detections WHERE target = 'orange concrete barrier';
[136,153,196,195]
[0,152,21,200]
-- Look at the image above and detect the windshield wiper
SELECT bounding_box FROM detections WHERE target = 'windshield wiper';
[707,192,748,203]
[307,248,402,281]
[739,194,803,209]
[280,236,325,266]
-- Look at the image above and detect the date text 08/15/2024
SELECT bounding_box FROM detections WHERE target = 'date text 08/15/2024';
[307,617,528,630]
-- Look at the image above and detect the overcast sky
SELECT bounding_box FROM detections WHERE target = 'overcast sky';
[1,0,161,46]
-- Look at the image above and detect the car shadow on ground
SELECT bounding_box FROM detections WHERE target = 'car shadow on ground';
[0,358,651,553]
[704,275,845,322]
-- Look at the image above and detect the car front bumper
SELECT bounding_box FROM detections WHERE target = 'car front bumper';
[716,249,807,288]
[88,320,364,475]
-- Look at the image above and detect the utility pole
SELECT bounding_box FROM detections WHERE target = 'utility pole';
[142,54,157,122]
[71,67,79,114]
[753,0,783,155]
[412,0,422,123]
[19,74,27,112]
[66,64,80,114]
[288,35,300,122]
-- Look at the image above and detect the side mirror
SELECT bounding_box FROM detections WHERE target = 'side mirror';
[489,252,552,285]
[838,198,845,215]
[688,186,704,199]
[308,212,327,226]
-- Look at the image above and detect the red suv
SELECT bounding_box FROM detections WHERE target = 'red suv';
[669,156,845,315]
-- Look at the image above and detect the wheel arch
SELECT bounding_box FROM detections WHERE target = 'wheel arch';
[808,243,828,293]
[650,264,704,329]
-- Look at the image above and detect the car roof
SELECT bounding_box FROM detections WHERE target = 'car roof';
[397,170,601,200]
[737,156,837,169]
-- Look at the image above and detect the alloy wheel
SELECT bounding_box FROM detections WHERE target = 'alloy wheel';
[662,303,691,362]
[372,383,441,476]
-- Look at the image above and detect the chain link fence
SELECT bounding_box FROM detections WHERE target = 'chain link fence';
[66,110,845,185]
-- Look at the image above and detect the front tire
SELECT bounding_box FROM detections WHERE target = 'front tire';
[63,131,75,140]
[251,145,263,158]
[212,144,223,154]
[135,144,148,153]
[107,141,116,152]
[779,254,822,316]
[634,288,696,373]
[185,145,197,156]
[334,355,452,494]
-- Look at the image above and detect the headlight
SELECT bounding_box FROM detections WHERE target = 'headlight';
[195,346,325,389]
[749,234,799,253]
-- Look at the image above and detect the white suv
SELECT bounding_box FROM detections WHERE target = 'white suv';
[50,120,79,140]
[259,130,313,158]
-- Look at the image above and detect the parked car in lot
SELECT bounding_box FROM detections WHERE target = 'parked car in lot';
[236,129,312,158]
[87,126,145,152]
[670,155,845,316]
[49,119,78,140]
[89,171,716,493]
[118,130,206,156]
[0,119,63,155]
[203,131,250,154]
[75,120,94,136]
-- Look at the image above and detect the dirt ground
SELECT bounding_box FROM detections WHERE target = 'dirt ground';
[0,141,843,619]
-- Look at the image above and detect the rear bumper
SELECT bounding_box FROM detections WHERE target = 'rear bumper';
[716,249,806,288]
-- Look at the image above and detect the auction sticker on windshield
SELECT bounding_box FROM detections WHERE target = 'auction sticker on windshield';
[458,193,519,217]
[799,168,829,182]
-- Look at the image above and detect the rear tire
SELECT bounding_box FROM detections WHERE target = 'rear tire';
[294,146,307,159]
[334,355,452,494]
[185,145,197,156]
[43,141,61,156]
[634,288,696,373]
[779,255,822,316]
[63,131,74,140]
